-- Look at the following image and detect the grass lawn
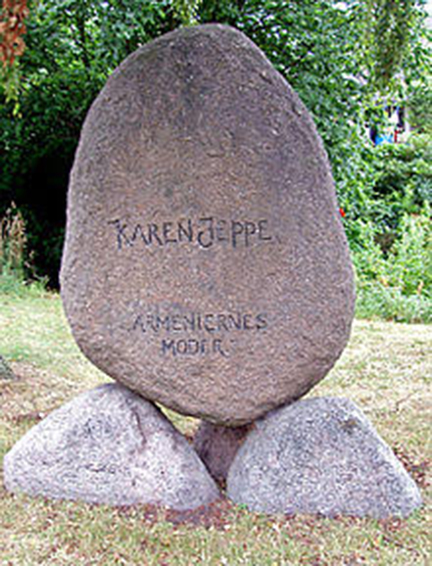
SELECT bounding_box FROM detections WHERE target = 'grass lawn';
[1,288,431,565]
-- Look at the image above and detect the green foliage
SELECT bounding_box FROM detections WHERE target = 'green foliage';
[362,134,431,246]
[352,205,431,323]
[389,210,431,294]
[373,135,431,202]
[356,283,432,324]
[342,131,432,323]
[171,0,202,25]
[408,78,432,134]
[361,0,419,94]
[0,64,22,101]
[0,269,47,296]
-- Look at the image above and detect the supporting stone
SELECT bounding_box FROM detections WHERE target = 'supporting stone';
[227,397,422,518]
[4,383,220,510]
[194,421,253,483]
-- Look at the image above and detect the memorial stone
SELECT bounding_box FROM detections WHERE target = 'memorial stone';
[61,24,355,426]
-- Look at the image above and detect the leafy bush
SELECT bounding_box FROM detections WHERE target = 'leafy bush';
[356,283,431,324]
[352,205,431,323]
[340,128,432,323]
[387,209,431,296]
[369,134,431,244]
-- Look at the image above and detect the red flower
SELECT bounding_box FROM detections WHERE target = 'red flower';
[339,208,346,218]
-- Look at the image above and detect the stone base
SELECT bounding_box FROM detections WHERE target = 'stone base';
[4,384,220,510]
[194,421,253,483]
[227,397,422,518]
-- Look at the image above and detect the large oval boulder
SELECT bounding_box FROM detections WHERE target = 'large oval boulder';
[61,24,355,425]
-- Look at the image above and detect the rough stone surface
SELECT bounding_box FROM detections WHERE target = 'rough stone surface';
[61,24,355,425]
[0,355,15,380]
[194,421,253,483]
[4,383,220,509]
[227,397,422,518]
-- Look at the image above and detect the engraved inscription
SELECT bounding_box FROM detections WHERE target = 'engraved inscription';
[109,216,272,251]
[130,311,268,357]
[161,338,228,357]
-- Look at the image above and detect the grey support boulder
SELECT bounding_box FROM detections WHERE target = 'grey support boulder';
[227,397,422,518]
[4,383,220,510]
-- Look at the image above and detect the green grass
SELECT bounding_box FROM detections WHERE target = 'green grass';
[1,288,431,565]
